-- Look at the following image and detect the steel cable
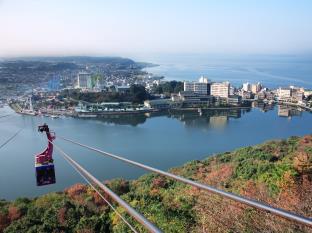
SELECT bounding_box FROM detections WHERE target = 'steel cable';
[0,128,23,150]
[58,135,312,227]
[48,139,162,233]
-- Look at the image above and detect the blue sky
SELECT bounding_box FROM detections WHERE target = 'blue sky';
[0,0,311,57]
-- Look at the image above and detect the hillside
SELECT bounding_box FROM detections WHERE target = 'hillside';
[1,135,311,233]
[0,56,139,85]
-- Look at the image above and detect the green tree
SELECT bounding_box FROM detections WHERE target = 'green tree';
[130,84,149,103]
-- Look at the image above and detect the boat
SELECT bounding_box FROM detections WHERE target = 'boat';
[21,110,37,116]
[77,114,97,118]
[50,115,59,119]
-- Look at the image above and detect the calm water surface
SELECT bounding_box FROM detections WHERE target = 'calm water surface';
[143,54,312,88]
[0,105,311,200]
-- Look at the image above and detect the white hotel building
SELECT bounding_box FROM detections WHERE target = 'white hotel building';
[183,77,211,95]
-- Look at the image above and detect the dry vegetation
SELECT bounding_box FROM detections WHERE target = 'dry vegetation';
[1,135,311,232]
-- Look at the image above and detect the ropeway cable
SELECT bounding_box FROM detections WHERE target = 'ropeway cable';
[0,114,12,119]
[50,142,138,233]
[52,141,161,233]
[0,114,14,122]
[75,171,139,233]
[58,136,312,228]
[0,128,23,150]
[49,140,162,233]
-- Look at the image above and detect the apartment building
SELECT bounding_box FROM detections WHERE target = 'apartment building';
[210,82,230,98]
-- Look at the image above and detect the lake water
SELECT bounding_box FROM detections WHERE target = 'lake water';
[0,105,311,200]
[142,54,312,89]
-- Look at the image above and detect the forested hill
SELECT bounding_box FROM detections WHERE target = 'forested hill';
[0,56,145,86]
[1,135,311,233]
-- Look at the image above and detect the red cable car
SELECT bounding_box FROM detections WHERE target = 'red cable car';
[35,124,56,186]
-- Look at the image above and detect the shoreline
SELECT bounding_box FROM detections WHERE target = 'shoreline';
[9,103,254,118]
[170,106,252,111]
[278,101,312,112]
[8,102,312,120]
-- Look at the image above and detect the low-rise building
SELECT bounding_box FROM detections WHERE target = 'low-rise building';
[304,90,312,97]
[172,91,215,107]
[227,95,242,106]
[116,85,130,93]
[255,91,266,100]
[239,91,253,99]
[291,90,304,102]
[144,99,172,109]
[265,91,275,100]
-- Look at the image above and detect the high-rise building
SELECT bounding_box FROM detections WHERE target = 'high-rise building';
[211,82,230,98]
[242,82,250,92]
[77,72,92,89]
[183,77,211,95]
[251,82,262,94]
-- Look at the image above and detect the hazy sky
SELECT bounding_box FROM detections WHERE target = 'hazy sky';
[0,0,311,57]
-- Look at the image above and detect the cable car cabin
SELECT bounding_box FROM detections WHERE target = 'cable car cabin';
[35,124,56,186]
[35,162,56,186]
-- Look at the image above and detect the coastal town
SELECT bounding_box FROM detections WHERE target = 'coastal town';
[1,57,311,118]
[1,1,312,232]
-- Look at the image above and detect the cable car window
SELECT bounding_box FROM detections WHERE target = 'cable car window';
[36,164,56,186]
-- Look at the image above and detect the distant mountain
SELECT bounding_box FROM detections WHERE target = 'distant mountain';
[1,60,79,71]
[3,56,137,65]
[0,56,153,90]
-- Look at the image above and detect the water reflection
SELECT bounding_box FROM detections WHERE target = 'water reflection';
[92,113,148,126]
[85,103,309,128]
[169,109,245,129]
[277,105,302,118]
[1,103,308,129]
[252,101,275,112]
[1,104,311,200]
[85,109,246,128]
